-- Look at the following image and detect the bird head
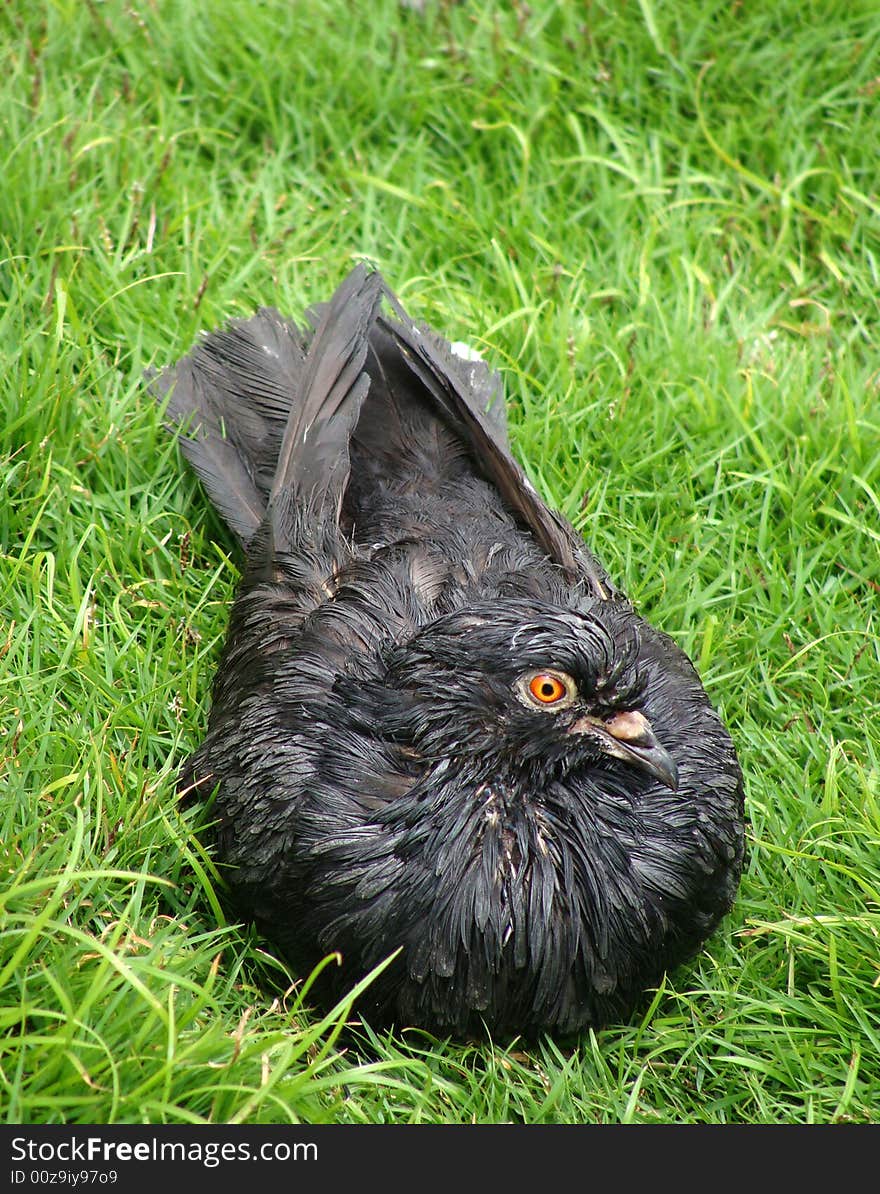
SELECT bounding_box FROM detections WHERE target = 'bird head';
[382,598,678,793]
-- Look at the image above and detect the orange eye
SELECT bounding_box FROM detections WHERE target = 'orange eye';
[528,674,568,704]
[516,669,577,712]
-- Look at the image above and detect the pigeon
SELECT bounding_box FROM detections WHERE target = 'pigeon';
[150,265,744,1038]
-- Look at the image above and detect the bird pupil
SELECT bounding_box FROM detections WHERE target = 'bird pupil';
[541,682,555,697]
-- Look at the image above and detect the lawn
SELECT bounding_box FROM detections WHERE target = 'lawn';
[1,0,878,1124]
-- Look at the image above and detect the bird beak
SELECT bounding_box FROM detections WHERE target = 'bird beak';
[569,709,679,790]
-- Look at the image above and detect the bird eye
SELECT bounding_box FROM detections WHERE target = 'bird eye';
[516,669,577,711]
[529,674,567,703]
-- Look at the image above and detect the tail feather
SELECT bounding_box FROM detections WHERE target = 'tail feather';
[150,267,382,549]
[148,307,309,545]
[151,266,613,598]
[269,265,383,507]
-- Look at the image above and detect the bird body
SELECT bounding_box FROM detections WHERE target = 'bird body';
[152,266,744,1037]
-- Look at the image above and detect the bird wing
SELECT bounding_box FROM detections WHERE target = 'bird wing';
[374,283,615,598]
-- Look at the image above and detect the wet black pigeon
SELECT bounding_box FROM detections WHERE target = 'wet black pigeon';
[151,265,744,1038]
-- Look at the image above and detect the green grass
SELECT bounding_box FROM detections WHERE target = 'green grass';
[1,0,878,1124]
